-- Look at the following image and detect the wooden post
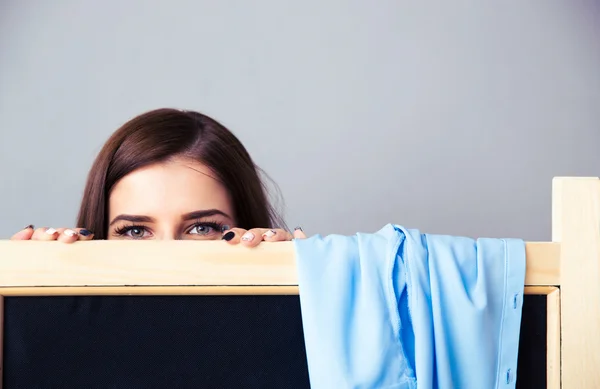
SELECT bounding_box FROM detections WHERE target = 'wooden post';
[552,177,600,388]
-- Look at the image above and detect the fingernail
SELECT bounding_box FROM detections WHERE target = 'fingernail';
[294,226,303,231]
[262,229,276,238]
[46,228,57,235]
[241,232,255,241]
[79,229,92,237]
[23,224,34,230]
[222,231,235,241]
[64,229,78,237]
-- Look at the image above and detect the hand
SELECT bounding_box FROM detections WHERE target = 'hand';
[10,225,95,243]
[221,226,307,247]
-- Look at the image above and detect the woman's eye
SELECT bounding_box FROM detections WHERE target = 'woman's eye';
[189,224,217,236]
[126,227,147,239]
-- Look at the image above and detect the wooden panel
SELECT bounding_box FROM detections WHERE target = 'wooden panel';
[547,288,560,389]
[0,241,560,290]
[525,242,561,286]
[0,240,298,287]
[552,176,600,388]
[0,222,566,387]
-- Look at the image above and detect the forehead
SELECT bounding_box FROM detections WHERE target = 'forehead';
[108,158,234,220]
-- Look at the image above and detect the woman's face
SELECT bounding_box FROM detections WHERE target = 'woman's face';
[107,158,235,240]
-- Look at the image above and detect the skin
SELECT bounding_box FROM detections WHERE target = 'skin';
[11,158,306,245]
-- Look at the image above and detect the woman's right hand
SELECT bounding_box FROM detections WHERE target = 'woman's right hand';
[10,225,94,243]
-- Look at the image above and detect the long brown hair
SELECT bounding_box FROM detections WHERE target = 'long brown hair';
[76,108,285,239]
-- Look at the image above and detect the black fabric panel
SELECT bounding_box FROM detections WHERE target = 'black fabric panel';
[3,293,548,388]
[3,295,311,389]
[516,294,547,389]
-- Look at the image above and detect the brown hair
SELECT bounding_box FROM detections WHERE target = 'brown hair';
[76,108,285,239]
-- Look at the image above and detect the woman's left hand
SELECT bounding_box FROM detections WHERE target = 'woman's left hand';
[221,227,306,247]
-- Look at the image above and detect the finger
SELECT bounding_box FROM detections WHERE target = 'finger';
[239,228,270,247]
[76,228,94,241]
[293,226,307,239]
[10,225,35,240]
[221,228,244,245]
[31,227,60,241]
[260,228,293,242]
[51,228,94,244]
[56,228,79,244]
[239,228,293,247]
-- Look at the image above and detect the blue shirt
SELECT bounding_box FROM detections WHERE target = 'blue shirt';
[294,224,526,389]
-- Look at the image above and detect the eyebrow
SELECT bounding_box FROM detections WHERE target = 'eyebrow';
[109,209,231,226]
[181,209,231,221]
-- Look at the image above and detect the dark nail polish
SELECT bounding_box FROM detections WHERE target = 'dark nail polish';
[294,226,303,231]
[79,229,92,237]
[222,231,235,241]
[23,224,34,230]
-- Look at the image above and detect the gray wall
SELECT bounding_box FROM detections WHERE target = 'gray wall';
[1,1,599,241]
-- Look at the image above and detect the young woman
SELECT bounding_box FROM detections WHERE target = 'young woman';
[10,108,306,244]
[5,108,311,387]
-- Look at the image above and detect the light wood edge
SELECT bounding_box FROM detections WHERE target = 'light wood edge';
[0,285,561,296]
[547,288,560,389]
[524,286,558,295]
[524,282,561,388]
[0,286,300,296]
[0,241,560,287]
[553,176,600,388]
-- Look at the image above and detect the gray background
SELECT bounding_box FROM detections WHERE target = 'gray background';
[1,1,599,241]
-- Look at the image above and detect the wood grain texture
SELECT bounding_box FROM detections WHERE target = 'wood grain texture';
[0,240,559,288]
[547,288,561,389]
[525,242,561,286]
[0,240,297,287]
[553,176,600,388]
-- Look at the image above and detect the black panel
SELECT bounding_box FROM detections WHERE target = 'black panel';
[516,294,548,389]
[3,296,311,389]
[3,293,549,388]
